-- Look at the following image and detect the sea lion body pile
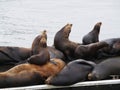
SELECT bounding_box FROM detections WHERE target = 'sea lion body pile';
[0,22,120,88]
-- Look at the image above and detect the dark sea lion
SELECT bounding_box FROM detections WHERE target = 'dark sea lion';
[88,57,120,80]
[46,59,96,86]
[0,58,65,88]
[74,41,108,60]
[27,30,50,65]
[54,24,80,62]
[82,22,102,45]
[0,46,31,65]
[97,38,120,59]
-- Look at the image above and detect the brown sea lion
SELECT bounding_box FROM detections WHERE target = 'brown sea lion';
[27,30,50,65]
[82,22,102,45]
[0,58,65,88]
[74,41,108,60]
[0,46,31,65]
[46,59,96,86]
[88,57,120,80]
[54,24,80,62]
[97,38,120,59]
[27,30,65,65]
[31,30,65,60]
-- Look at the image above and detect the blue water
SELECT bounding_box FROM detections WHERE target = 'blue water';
[0,0,120,47]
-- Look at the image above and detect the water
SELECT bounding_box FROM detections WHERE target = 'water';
[0,0,120,48]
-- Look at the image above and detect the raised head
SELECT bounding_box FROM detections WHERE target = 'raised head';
[93,22,102,31]
[41,30,47,40]
[62,23,73,38]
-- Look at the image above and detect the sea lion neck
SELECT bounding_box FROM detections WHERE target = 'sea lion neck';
[39,37,47,48]
[42,30,47,40]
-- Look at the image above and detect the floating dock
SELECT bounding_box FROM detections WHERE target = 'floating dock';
[2,79,120,90]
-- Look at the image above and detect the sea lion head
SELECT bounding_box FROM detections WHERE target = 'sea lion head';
[37,30,47,48]
[94,22,102,31]
[62,23,72,39]
[31,30,47,54]
[41,30,47,40]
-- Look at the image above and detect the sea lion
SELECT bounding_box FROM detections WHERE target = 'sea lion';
[54,23,80,62]
[27,30,65,65]
[0,46,31,65]
[46,59,96,86]
[82,22,102,45]
[74,41,108,60]
[27,30,50,65]
[31,30,65,60]
[0,58,65,88]
[88,57,120,80]
[97,38,120,59]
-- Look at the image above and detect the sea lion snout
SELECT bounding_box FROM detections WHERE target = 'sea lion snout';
[97,22,102,26]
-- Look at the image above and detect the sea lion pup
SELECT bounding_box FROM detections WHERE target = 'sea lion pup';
[0,46,31,65]
[27,30,50,65]
[54,23,80,62]
[82,22,102,45]
[46,59,96,86]
[0,58,65,88]
[74,41,108,60]
[97,38,120,59]
[88,57,120,80]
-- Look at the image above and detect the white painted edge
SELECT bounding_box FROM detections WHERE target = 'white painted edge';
[2,79,120,90]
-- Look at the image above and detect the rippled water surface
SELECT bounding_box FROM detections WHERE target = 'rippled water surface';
[0,0,120,47]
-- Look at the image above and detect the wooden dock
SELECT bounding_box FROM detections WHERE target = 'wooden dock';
[2,79,120,90]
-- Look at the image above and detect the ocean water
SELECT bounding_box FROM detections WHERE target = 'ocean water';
[0,0,120,48]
